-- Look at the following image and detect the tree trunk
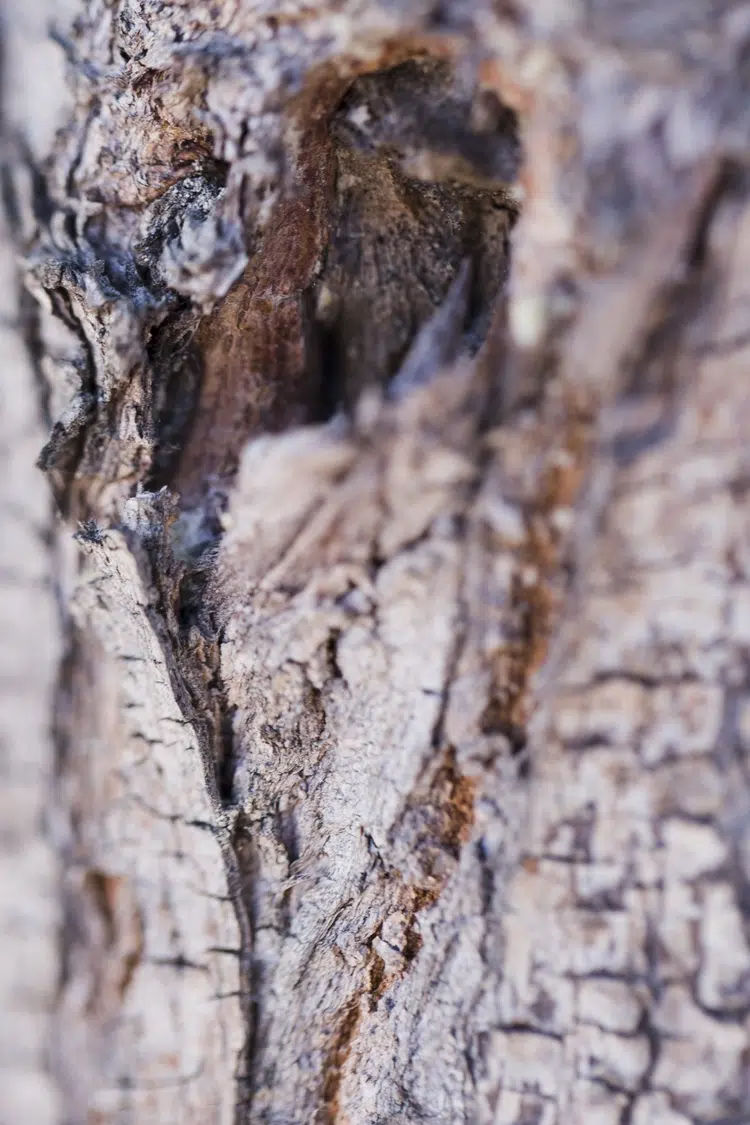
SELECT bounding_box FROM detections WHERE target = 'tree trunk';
[3,2,750,1124]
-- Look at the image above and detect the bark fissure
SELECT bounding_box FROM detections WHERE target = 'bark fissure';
[6,1,750,1123]
[122,507,260,1120]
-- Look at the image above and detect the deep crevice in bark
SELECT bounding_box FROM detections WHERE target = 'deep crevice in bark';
[11,3,750,1123]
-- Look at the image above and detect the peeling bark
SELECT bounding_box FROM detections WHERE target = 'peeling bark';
[3,2,750,1124]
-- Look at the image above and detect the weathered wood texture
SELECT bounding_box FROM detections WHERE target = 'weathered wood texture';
[3,1,750,1124]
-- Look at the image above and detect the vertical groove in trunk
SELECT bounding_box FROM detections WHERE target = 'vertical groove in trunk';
[4,2,750,1124]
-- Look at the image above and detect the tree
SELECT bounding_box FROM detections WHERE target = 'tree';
[2,1,750,1123]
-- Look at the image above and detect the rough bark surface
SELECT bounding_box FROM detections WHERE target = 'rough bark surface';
[3,2,750,1125]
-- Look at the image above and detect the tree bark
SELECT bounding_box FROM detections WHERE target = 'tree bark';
[3,2,750,1124]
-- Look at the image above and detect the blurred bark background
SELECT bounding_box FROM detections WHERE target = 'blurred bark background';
[2,2,750,1123]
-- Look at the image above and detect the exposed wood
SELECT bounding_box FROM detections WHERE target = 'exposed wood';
[3,2,750,1124]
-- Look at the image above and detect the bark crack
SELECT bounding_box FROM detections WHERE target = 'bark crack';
[117,493,258,1120]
